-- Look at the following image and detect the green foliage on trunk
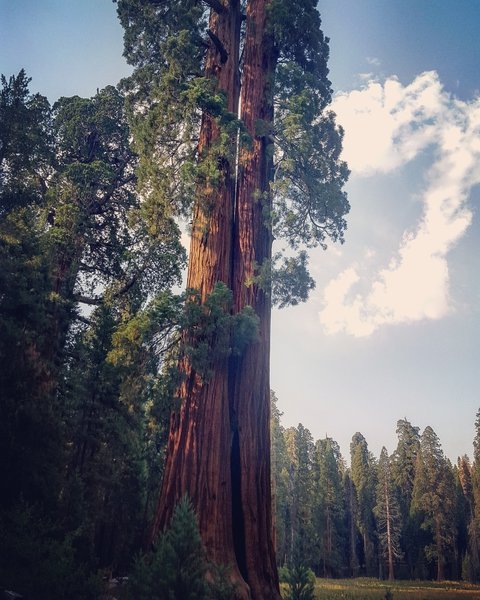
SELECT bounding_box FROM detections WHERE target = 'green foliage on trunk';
[116,0,349,310]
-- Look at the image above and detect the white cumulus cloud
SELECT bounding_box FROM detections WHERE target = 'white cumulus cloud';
[319,72,480,337]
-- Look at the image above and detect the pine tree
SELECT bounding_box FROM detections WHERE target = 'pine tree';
[391,419,420,578]
[392,419,420,508]
[411,426,456,580]
[271,391,289,566]
[282,562,315,600]
[343,471,361,577]
[455,457,472,581]
[313,437,346,577]
[374,447,403,580]
[469,409,480,580]
[283,424,316,567]
[129,497,208,600]
[0,70,188,584]
[0,70,61,509]
[350,432,377,576]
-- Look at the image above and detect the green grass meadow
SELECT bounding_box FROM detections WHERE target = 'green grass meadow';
[311,578,480,600]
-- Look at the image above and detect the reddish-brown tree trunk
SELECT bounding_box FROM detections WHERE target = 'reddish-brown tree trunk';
[230,0,281,597]
[152,2,246,592]
[152,1,281,598]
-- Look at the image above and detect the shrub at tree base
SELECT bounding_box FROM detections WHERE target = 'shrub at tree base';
[128,497,236,600]
[281,564,316,600]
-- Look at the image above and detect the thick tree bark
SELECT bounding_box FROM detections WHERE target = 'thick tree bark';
[151,2,248,594]
[153,1,281,597]
[230,0,281,597]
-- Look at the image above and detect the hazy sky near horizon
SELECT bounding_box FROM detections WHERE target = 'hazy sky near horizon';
[1,0,478,463]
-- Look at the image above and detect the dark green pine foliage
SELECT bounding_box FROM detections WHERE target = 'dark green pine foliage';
[455,456,472,581]
[343,470,361,577]
[61,304,145,571]
[128,497,236,600]
[374,447,403,581]
[129,497,207,600]
[116,0,208,220]
[270,406,470,583]
[49,85,184,315]
[284,424,316,566]
[51,83,185,570]
[467,409,480,581]
[391,419,420,578]
[0,69,53,213]
[350,432,377,576]
[52,84,184,573]
[271,391,290,566]
[282,562,316,600]
[270,0,350,252]
[0,70,102,600]
[312,437,346,577]
[0,70,187,590]
[0,70,62,509]
[392,419,420,510]
[411,426,457,580]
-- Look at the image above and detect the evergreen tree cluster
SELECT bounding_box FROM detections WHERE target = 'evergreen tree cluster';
[271,393,480,583]
[0,69,185,598]
[1,2,473,595]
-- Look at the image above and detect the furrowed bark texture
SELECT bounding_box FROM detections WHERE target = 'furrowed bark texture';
[230,0,280,597]
[153,1,281,597]
[152,2,245,589]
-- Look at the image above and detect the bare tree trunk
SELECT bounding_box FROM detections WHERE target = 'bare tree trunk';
[229,0,281,597]
[385,479,394,581]
[345,475,358,576]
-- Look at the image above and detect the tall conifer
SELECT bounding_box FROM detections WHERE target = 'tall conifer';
[116,1,348,596]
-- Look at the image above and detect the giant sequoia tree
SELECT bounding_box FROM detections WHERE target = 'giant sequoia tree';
[116,1,348,597]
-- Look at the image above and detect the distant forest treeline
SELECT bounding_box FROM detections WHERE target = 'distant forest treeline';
[271,391,480,583]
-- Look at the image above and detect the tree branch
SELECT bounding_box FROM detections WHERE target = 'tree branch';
[207,29,228,64]
[76,314,92,326]
[202,0,225,14]
[75,294,102,306]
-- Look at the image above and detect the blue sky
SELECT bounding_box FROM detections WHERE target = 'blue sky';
[1,0,478,463]
[272,0,480,462]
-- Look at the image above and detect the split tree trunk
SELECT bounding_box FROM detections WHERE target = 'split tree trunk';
[153,1,281,598]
